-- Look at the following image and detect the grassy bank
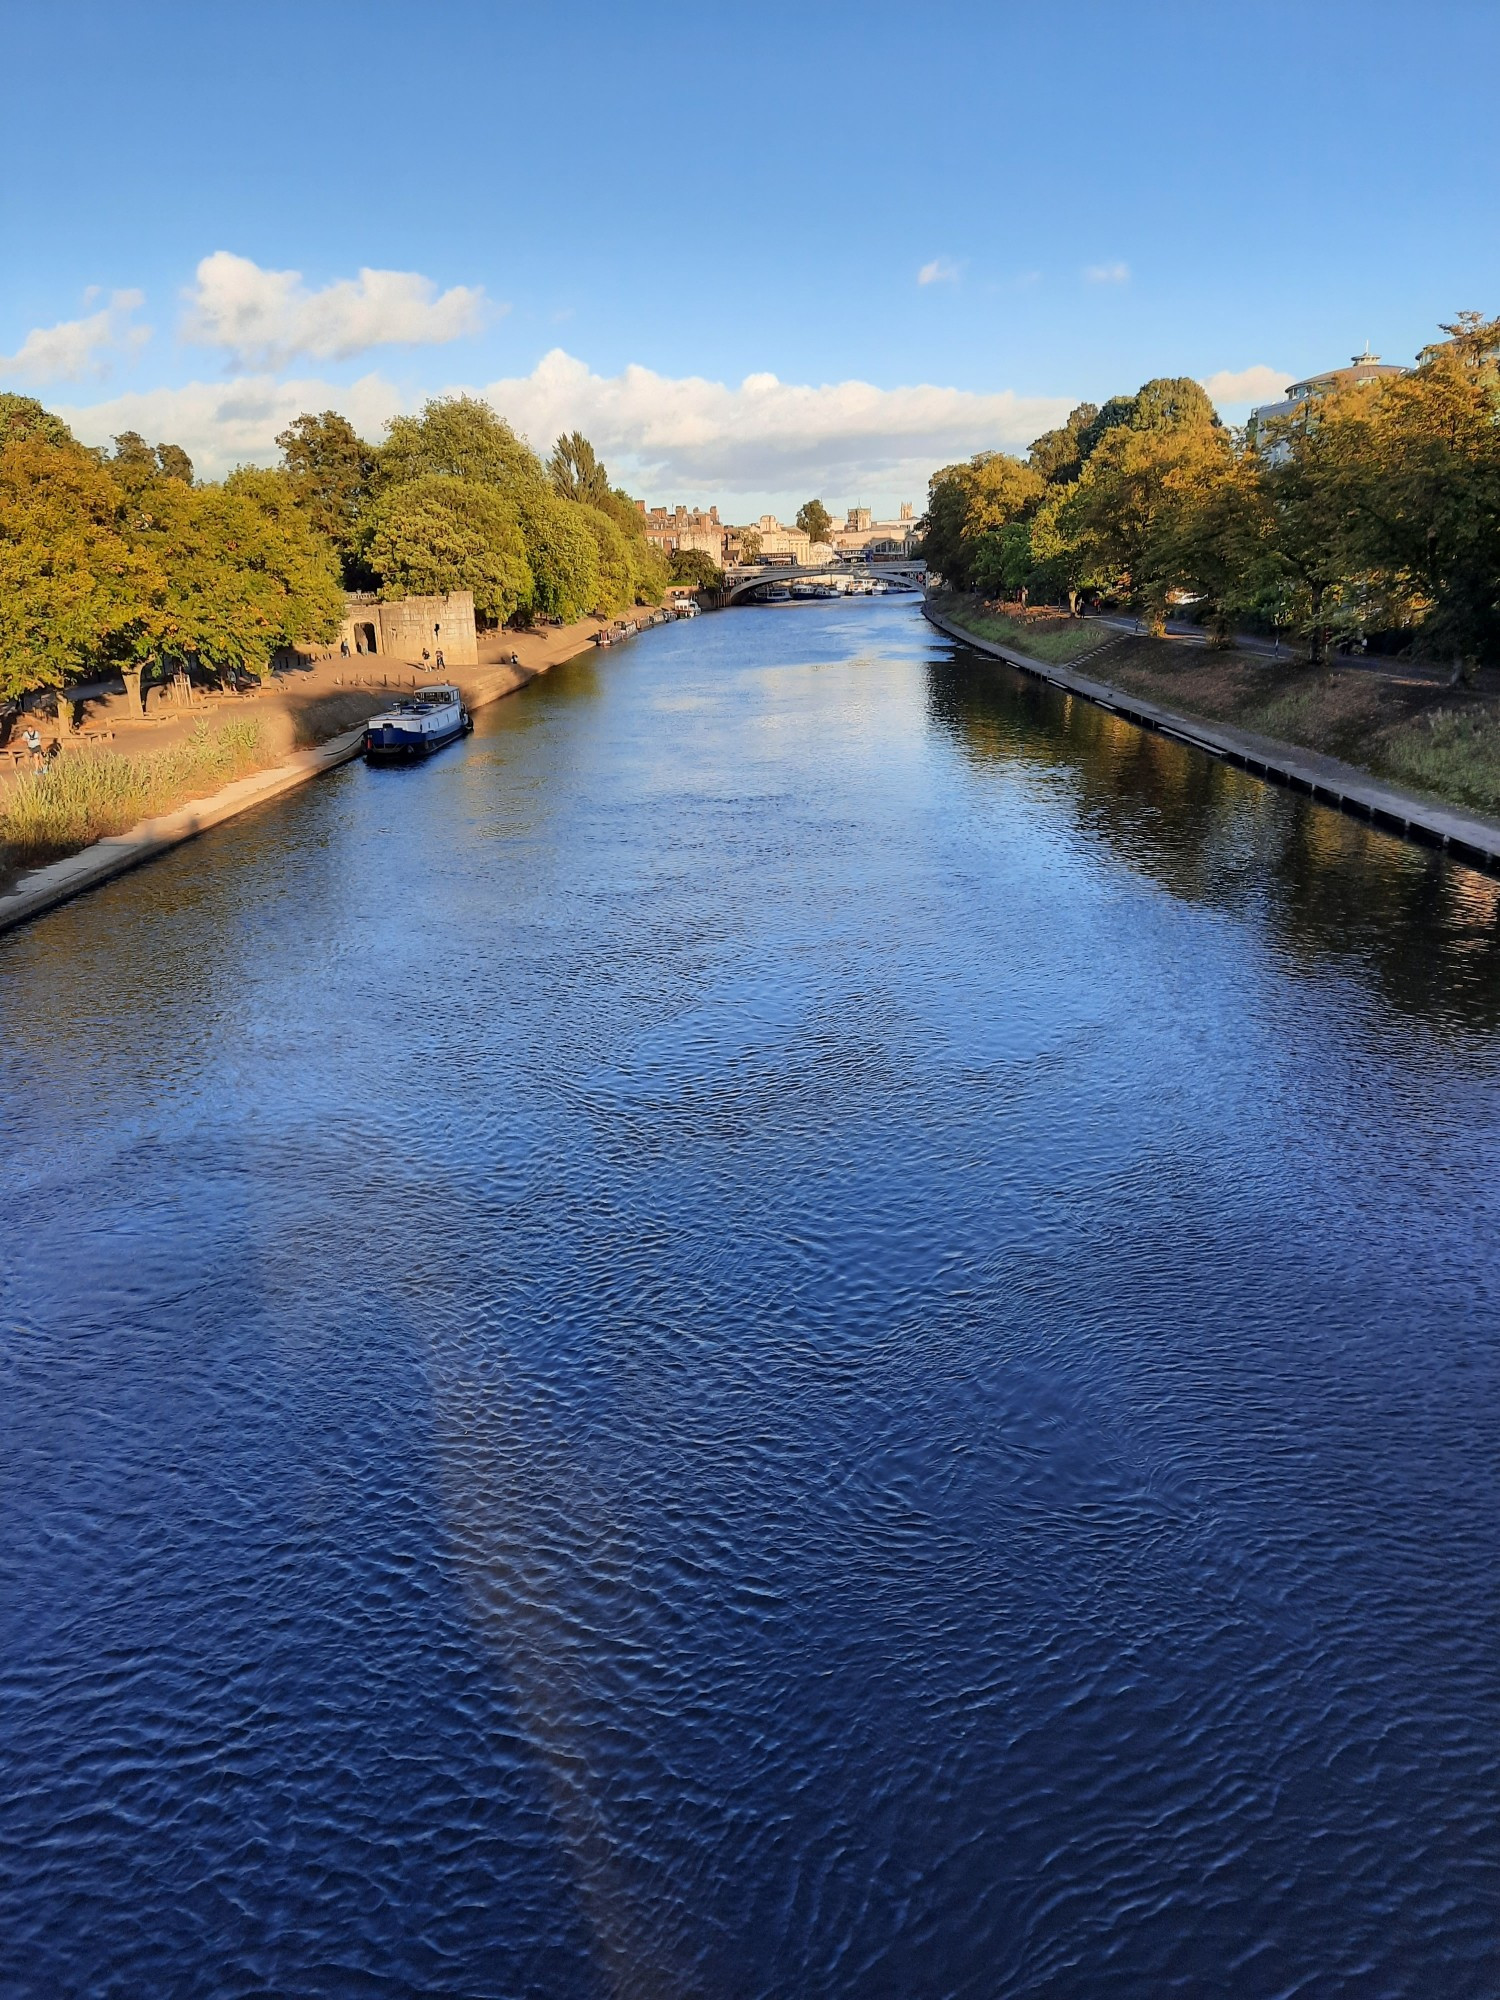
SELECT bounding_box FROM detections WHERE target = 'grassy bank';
[1,718,268,873]
[938,602,1113,666]
[933,592,1500,822]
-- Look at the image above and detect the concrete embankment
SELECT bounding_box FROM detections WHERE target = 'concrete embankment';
[0,619,645,938]
[924,601,1500,876]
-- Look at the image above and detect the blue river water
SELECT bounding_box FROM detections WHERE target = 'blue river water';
[1,599,1497,1998]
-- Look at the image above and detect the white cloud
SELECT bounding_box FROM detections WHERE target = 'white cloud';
[917,257,960,286]
[181,251,490,368]
[480,349,1073,501]
[1083,261,1130,285]
[0,291,149,385]
[54,371,403,476]
[1200,363,1292,409]
[53,347,1076,505]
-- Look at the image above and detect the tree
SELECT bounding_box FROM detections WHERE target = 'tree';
[1064,421,1233,631]
[1129,376,1223,435]
[668,547,722,590]
[580,506,634,614]
[549,431,612,507]
[1075,395,1139,462]
[1147,445,1271,644]
[106,431,195,492]
[970,519,1038,599]
[129,469,345,679]
[1027,403,1098,484]
[0,434,163,698]
[156,443,194,485]
[795,499,833,546]
[1258,389,1382,665]
[1357,315,1500,676]
[363,475,533,622]
[919,452,1045,589]
[380,395,544,494]
[108,431,162,487]
[628,536,671,604]
[513,490,600,620]
[736,527,763,562]
[0,393,77,450]
[277,410,376,568]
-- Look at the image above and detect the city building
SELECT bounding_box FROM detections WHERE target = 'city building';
[637,504,730,565]
[831,503,919,557]
[1250,348,1406,442]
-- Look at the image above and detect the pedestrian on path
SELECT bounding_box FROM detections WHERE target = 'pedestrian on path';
[23,725,46,771]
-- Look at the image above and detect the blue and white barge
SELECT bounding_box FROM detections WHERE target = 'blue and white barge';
[364,684,473,760]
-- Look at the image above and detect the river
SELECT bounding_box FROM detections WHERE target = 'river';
[2,599,1496,1998]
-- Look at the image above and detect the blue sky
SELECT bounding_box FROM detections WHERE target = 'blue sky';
[4,0,1497,515]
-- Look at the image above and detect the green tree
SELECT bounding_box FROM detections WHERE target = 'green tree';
[108,431,163,488]
[668,547,722,590]
[130,469,345,679]
[0,393,77,450]
[380,395,543,494]
[628,536,671,604]
[580,506,634,614]
[155,442,194,485]
[277,410,376,567]
[1064,421,1233,631]
[513,490,600,620]
[1129,376,1223,434]
[1258,389,1381,665]
[1026,403,1098,484]
[919,452,1045,589]
[549,431,612,507]
[1359,315,1500,676]
[1075,394,1139,462]
[105,431,195,492]
[736,527,763,562]
[795,499,833,545]
[1147,445,1271,644]
[363,475,533,622]
[0,434,163,698]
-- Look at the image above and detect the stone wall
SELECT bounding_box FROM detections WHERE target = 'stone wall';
[340,591,478,666]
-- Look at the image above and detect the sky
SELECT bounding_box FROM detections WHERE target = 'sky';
[4,0,1498,518]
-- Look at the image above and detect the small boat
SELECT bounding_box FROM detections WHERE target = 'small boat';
[364,683,472,759]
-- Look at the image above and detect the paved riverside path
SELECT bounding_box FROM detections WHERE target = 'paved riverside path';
[925,602,1500,874]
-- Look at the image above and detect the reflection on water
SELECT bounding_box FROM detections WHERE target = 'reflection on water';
[1,602,1497,1999]
[927,649,1500,1035]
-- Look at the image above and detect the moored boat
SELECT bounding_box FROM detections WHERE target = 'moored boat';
[364,683,473,759]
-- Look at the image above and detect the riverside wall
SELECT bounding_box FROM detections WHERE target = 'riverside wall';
[924,601,1500,876]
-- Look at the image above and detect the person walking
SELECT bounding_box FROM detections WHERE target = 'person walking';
[435,647,445,671]
[23,725,46,772]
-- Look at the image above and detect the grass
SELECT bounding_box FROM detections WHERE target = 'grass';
[937,597,1113,666]
[1,718,267,870]
[1375,707,1500,817]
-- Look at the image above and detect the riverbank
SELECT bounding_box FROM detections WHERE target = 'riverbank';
[0,607,668,933]
[926,593,1500,873]
[936,592,1500,876]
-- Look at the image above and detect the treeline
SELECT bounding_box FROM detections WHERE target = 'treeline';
[0,391,670,703]
[281,400,669,626]
[921,313,1500,673]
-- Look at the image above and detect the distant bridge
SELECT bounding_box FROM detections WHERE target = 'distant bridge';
[723,558,927,604]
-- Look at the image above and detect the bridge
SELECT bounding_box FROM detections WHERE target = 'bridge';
[722,557,927,604]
